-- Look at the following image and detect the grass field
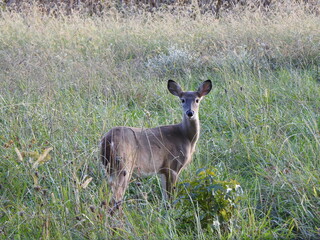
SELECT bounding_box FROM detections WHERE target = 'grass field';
[1,2,320,239]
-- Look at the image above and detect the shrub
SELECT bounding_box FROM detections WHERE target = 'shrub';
[145,46,200,77]
[175,167,243,234]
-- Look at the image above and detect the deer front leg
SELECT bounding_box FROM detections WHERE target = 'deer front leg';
[161,169,178,202]
[160,174,168,201]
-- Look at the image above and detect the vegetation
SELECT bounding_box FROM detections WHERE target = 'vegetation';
[175,167,242,235]
[2,0,319,17]
[0,1,319,239]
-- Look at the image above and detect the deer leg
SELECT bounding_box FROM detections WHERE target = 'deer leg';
[160,174,168,201]
[164,169,178,201]
[108,169,131,215]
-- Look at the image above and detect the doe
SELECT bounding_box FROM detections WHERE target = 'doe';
[100,80,212,213]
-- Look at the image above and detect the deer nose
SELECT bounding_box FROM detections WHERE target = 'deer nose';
[186,110,194,118]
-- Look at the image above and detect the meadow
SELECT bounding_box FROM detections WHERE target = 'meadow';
[0,2,320,239]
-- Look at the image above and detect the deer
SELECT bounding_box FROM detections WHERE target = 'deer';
[100,80,212,214]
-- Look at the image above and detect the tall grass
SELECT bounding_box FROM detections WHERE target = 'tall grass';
[0,2,320,239]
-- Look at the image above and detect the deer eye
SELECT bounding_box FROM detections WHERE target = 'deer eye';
[181,99,185,103]
[195,99,199,103]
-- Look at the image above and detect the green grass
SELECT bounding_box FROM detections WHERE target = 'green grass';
[1,3,320,239]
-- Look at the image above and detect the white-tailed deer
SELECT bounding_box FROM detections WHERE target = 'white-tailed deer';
[100,80,212,214]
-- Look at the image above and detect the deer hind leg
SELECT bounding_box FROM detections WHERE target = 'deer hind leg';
[109,157,132,214]
[108,164,131,215]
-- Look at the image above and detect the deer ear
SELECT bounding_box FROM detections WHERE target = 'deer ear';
[168,80,183,97]
[197,80,212,97]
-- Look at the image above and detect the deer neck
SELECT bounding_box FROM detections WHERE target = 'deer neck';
[181,115,200,146]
